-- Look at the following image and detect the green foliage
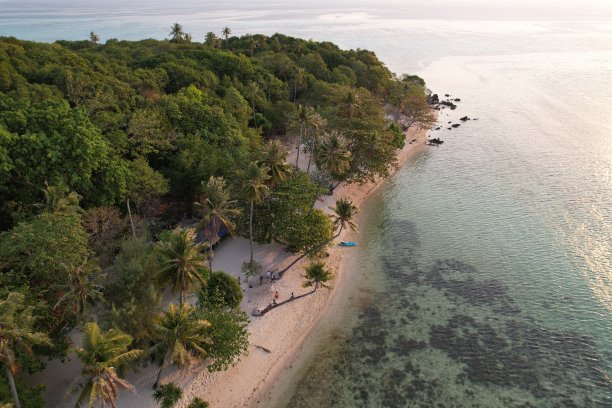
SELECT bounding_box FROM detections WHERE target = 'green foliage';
[0,376,44,408]
[127,158,169,216]
[0,98,128,225]
[0,211,90,290]
[198,271,243,308]
[186,397,210,408]
[105,236,162,345]
[196,305,249,372]
[153,382,183,408]
[279,208,333,253]
[388,121,405,149]
[243,170,329,252]
[303,261,333,291]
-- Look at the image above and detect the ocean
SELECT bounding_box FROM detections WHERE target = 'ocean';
[2,1,610,406]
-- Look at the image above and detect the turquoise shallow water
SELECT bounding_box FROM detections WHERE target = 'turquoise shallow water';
[284,51,612,406]
[1,1,611,406]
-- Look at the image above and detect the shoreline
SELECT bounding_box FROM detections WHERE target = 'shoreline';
[200,126,429,408]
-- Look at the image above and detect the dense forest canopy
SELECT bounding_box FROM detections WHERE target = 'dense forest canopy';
[0,30,434,406]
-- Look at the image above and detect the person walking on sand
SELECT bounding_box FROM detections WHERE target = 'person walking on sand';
[259,275,264,286]
[274,291,279,300]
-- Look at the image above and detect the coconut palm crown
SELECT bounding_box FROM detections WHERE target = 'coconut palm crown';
[151,303,211,389]
[260,140,292,187]
[330,198,358,236]
[156,229,208,305]
[195,177,240,270]
[316,130,351,179]
[74,322,142,408]
[303,261,333,291]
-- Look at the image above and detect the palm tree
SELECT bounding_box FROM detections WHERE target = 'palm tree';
[74,322,142,408]
[305,112,326,174]
[303,261,333,291]
[89,32,100,45]
[277,198,358,276]
[341,91,359,119]
[246,82,260,128]
[195,177,240,270]
[169,23,184,43]
[289,105,313,168]
[222,27,231,48]
[204,32,219,48]
[153,382,183,408]
[241,163,270,263]
[330,197,358,237]
[260,140,292,188]
[156,229,208,305]
[53,259,104,323]
[39,182,81,214]
[151,303,211,389]
[312,130,351,206]
[316,130,351,178]
[0,292,51,408]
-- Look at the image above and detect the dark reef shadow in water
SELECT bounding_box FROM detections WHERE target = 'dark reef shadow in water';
[284,218,612,408]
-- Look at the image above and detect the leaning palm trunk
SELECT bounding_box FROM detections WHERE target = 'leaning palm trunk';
[295,124,303,167]
[330,180,343,193]
[209,218,217,270]
[306,131,316,174]
[126,199,136,238]
[278,226,343,277]
[5,366,20,408]
[252,98,257,128]
[153,352,168,389]
[310,180,323,210]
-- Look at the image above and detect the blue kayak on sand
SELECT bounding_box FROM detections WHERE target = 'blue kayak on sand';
[340,241,357,247]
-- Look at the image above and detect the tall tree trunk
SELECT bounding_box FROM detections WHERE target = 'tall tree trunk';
[126,199,136,238]
[5,365,21,408]
[310,183,322,210]
[153,355,166,389]
[306,131,315,174]
[330,180,342,193]
[295,124,303,167]
[249,200,254,263]
[179,289,184,306]
[209,218,216,270]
